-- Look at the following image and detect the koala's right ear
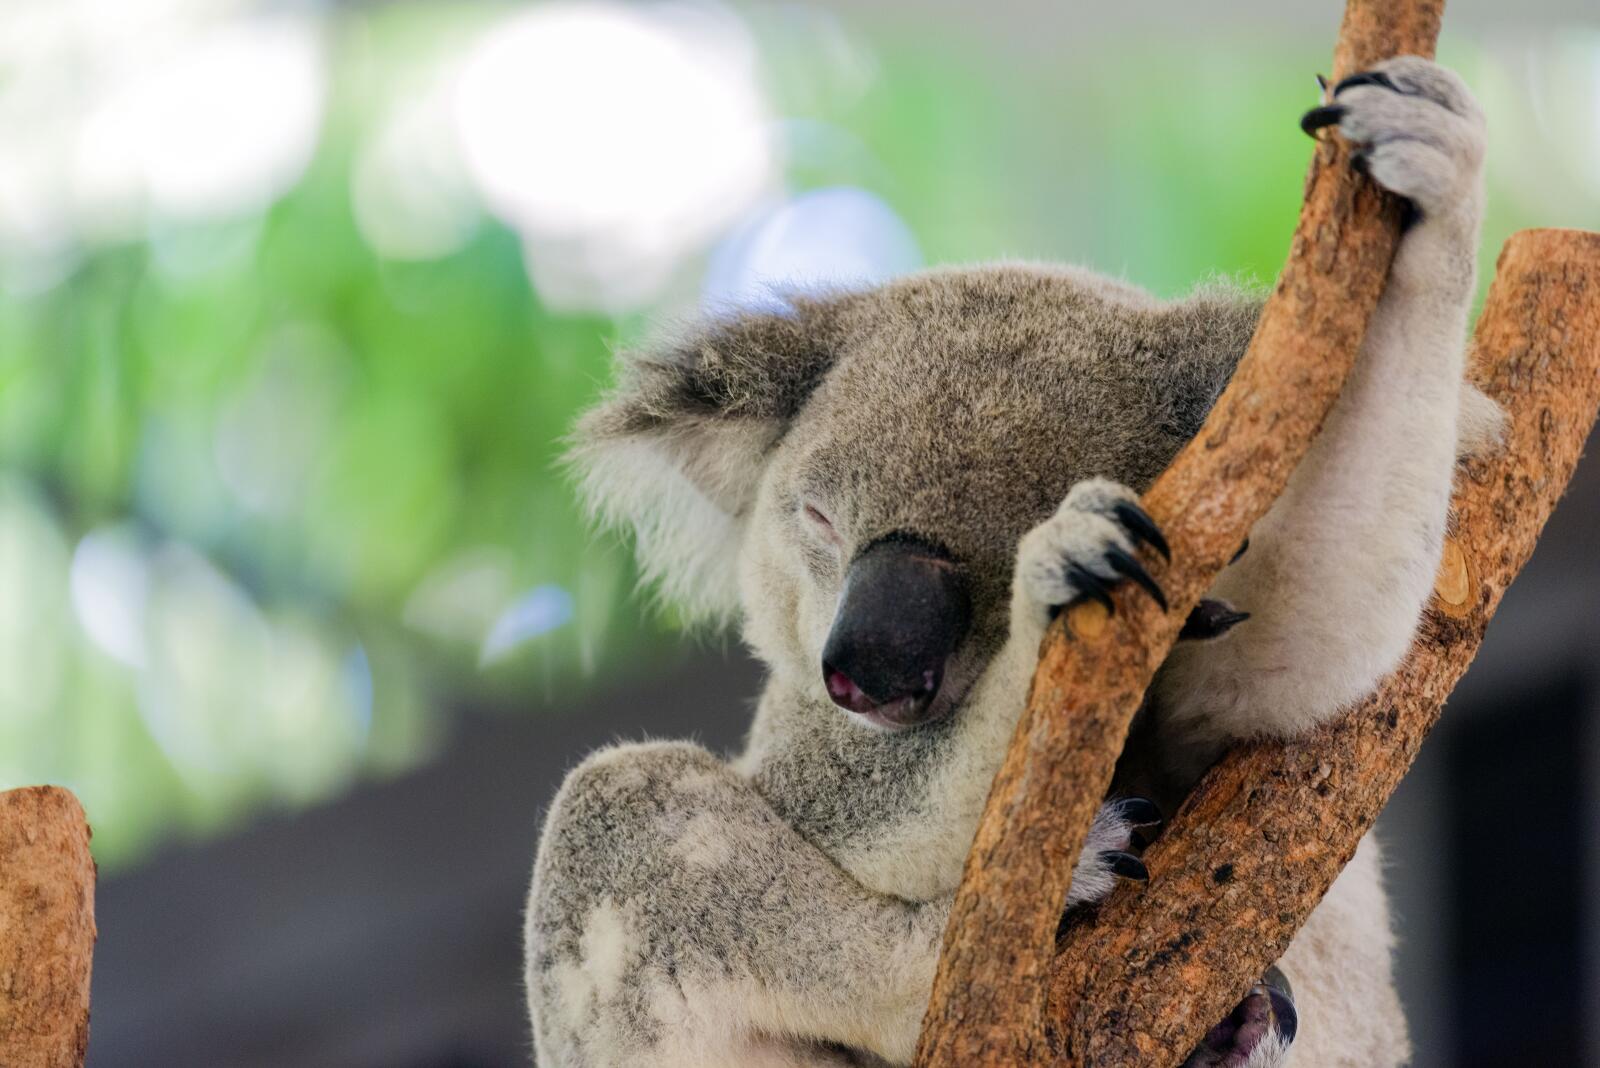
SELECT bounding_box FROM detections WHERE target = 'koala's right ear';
[570,295,850,625]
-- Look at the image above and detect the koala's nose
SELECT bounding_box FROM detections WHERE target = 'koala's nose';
[821,535,972,729]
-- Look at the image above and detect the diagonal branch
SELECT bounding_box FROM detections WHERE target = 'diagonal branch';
[914,1,1443,1063]
[1049,226,1600,1065]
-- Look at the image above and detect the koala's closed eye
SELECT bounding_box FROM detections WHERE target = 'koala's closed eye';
[802,501,842,545]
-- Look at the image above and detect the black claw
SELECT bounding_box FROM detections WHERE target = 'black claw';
[1066,564,1114,615]
[1179,599,1251,642]
[1104,547,1168,612]
[1111,501,1171,562]
[1104,851,1149,881]
[1115,797,1163,827]
[1332,69,1400,97]
[1262,965,1293,1001]
[1299,103,1346,136]
[1230,537,1250,564]
[1400,198,1422,232]
[1270,988,1299,1044]
[1262,966,1298,1044]
[1315,72,1329,95]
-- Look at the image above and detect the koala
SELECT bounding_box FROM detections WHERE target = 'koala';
[526,57,1499,1068]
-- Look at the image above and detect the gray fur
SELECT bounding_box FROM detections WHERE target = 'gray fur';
[528,56,1490,1067]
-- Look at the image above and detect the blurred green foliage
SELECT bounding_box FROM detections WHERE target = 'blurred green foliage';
[0,1,1591,868]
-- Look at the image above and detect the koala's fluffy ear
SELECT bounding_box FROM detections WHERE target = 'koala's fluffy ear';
[570,295,850,624]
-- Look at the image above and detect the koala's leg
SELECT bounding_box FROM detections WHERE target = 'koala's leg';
[1150,56,1495,781]
[526,741,952,1068]
[1270,834,1411,1067]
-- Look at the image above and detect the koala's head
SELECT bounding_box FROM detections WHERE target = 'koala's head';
[573,265,1256,731]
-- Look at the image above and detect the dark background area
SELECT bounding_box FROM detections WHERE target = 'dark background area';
[90,654,760,1068]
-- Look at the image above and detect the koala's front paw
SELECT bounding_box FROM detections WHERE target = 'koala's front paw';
[1182,968,1298,1068]
[1062,797,1162,910]
[1015,478,1169,627]
[1301,56,1485,219]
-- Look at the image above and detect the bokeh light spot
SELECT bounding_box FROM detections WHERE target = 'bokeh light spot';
[703,186,922,313]
[454,1,776,311]
[481,585,576,666]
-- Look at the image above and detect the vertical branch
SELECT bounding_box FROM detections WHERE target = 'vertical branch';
[913,2,1443,1064]
[0,787,96,1068]
[1049,227,1600,1065]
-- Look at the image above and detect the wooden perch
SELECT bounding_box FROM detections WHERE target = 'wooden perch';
[0,787,96,1068]
[1050,227,1600,1064]
[914,1,1442,1063]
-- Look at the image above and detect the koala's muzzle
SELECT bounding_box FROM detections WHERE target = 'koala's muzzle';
[821,536,972,730]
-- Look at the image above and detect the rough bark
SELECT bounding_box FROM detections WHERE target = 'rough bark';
[1048,226,1600,1065]
[0,787,96,1068]
[913,2,1443,1064]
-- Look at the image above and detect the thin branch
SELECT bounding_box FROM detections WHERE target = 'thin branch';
[913,1,1443,1063]
[1050,226,1600,1065]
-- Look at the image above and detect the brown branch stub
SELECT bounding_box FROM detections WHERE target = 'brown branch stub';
[0,786,97,1068]
[913,2,1442,1065]
[1049,228,1600,1066]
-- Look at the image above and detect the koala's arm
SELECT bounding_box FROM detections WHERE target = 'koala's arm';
[526,740,953,1068]
[1151,58,1497,775]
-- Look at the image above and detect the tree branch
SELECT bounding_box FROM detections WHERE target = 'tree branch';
[0,787,96,1068]
[914,2,1442,1063]
[1048,226,1600,1064]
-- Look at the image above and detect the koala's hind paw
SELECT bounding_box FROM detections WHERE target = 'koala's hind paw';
[1182,967,1298,1068]
[1062,797,1161,911]
[1300,56,1484,219]
[1015,478,1170,626]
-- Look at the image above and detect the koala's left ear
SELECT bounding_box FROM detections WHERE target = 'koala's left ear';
[570,294,851,624]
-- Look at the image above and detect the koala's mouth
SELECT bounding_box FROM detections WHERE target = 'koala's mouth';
[823,652,979,732]
[825,639,985,729]
[825,668,936,730]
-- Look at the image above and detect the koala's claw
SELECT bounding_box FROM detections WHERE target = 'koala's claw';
[1261,967,1297,1043]
[1066,562,1116,614]
[1103,850,1149,881]
[1113,795,1162,827]
[1299,103,1345,136]
[1182,968,1298,1068]
[1299,56,1485,218]
[1017,479,1173,624]
[1065,796,1161,910]
[1105,546,1168,611]
[1112,500,1170,561]
[1179,599,1251,642]
[1332,68,1400,96]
